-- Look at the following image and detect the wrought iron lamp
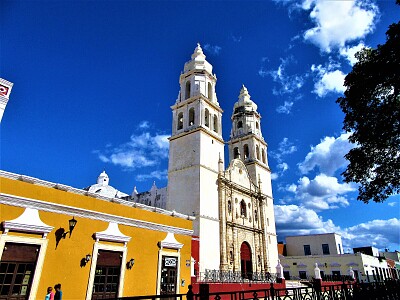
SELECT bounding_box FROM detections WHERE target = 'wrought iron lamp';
[68,217,77,237]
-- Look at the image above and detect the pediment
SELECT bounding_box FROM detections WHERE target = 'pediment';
[226,159,257,190]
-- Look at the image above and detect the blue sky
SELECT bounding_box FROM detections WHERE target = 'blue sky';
[1,0,399,252]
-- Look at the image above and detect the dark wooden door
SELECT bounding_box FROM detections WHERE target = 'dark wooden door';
[92,250,122,299]
[0,243,40,300]
[160,256,178,295]
[240,242,252,280]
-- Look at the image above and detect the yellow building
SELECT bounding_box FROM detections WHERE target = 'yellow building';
[0,170,193,299]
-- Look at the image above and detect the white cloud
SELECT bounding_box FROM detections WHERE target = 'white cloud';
[203,44,222,56]
[311,63,346,97]
[259,56,306,95]
[135,169,168,182]
[388,202,397,207]
[272,162,289,180]
[275,205,339,238]
[341,218,400,250]
[298,132,354,176]
[95,126,169,170]
[271,137,297,163]
[138,121,150,129]
[287,174,354,210]
[339,42,366,65]
[302,0,378,52]
[276,101,294,114]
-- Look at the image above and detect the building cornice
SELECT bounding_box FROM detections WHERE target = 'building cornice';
[228,133,267,147]
[0,193,194,236]
[226,221,264,234]
[244,160,271,173]
[219,177,273,201]
[169,126,224,144]
[171,95,223,113]
[0,170,195,222]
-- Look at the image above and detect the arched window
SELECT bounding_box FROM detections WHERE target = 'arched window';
[240,200,247,217]
[254,210,258,222]
[213,115,218,133]
[256,122,259,130]
[205,108,209,127]
[189,108,195,126]
[185,81,191,99]
[237,121,243,129]
[262,149,266,164]
[177,112,183,130]
[227,201,232,214]
[208,82,213,100]
[256,145,260,160]
[243,144,249,159]
[234,147,240,159]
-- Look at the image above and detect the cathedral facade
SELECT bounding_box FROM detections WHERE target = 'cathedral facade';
[166,44,278,275]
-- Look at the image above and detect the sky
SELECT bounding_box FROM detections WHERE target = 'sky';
[1,0,399,252]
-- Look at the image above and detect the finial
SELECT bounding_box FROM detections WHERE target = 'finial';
[191,43,205,60]
[240,84,249,95]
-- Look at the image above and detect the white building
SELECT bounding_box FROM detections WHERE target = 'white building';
[0,78,13,123]
[286,233,344,256]
[280,233,398,282]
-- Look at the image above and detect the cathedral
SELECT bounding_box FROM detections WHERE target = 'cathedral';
[87,44,279,276]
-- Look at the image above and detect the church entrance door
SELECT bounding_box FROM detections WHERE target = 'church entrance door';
[240,242,252,280]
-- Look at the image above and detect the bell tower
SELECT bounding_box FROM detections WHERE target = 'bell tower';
[227,85,278,272]
[167,44,224,272]
[228,85,271,193]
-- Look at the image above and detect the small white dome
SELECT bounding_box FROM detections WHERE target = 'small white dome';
[97,171,109,186]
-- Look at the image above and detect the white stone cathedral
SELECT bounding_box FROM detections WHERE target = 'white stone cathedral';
[167,44,278,274]
[87,44,278,275]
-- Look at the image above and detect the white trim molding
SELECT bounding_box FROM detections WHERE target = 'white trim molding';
[0,235,49,300]
[156,232,183,295]
[2,207,53,238]
[0,193,193,237]
[85,242,127,300]
[94,222,131,245]
[159,232,183,250]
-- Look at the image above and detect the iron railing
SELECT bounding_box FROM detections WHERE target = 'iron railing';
[116,279,400,300]
[198,269,278,283]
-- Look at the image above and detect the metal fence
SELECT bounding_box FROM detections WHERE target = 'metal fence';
[116,279,400,300]
[197,269,278,283]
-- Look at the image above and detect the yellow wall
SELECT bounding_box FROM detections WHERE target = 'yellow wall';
[0,176,193,299]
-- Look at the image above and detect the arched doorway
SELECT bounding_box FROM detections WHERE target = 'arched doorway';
[240,242,253,280]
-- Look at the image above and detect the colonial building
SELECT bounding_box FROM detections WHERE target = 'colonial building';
[0,78,13,123]
[279,233,399,282]
[0,171,193,299]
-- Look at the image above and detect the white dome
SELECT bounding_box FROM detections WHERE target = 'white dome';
[97,171,109,186]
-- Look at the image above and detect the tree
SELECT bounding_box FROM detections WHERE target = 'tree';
[336,19,400,203]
